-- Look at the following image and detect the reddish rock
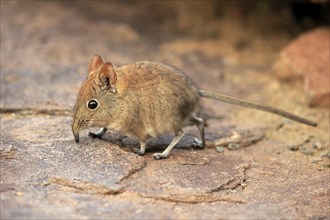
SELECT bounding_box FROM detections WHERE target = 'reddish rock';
[274,28,330,107]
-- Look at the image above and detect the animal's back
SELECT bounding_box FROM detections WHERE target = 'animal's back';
[114,61,200,138]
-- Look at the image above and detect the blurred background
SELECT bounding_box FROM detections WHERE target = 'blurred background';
[1,1,329,111]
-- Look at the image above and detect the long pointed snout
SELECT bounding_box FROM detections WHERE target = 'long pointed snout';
[73,131,79,142]
[72,121,80,143]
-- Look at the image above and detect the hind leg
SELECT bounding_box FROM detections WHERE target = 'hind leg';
[153,129,185,160]
[189,114,205,148]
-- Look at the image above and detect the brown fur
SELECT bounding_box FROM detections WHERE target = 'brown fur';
[72,56,199,144]
[72,54,316,159]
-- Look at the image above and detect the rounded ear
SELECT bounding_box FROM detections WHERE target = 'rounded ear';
[98,62,117,94]
[89,54,104,74]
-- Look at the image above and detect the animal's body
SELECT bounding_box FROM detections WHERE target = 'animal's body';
[72,54,317,159]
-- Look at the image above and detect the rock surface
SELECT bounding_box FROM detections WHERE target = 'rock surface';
[274,27,330,107]
[1,1,329,219]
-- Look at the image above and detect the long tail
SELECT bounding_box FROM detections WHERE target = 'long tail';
[199,90,317,127]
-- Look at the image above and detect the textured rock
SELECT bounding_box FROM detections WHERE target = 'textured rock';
[0,115,146,187]
[0,1,144,112]
[1,115,329,219]
[274,28,330,107]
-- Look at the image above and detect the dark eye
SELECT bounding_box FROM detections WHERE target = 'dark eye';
[87,99,99,110]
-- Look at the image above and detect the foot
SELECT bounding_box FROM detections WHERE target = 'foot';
[193,137,204,148]
[89,132,103,139]
[153,152,168,160]
[133,148,145,156]
[89,128,107,139]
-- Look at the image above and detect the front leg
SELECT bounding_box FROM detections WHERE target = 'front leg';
[133,140,146,156]
[153,130,185,160]
[89,127,107,139]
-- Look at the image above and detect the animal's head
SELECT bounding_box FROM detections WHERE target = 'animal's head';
[72,54,117,142]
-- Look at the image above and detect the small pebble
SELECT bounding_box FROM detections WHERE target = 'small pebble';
[321,151,330,158]
[287,144,299,151]
[228,143,240,150]
[216,146,225,153]
[312,141,323,150]
[301,146,314,155]
[229,189,236,193]
[311,158,322,163]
